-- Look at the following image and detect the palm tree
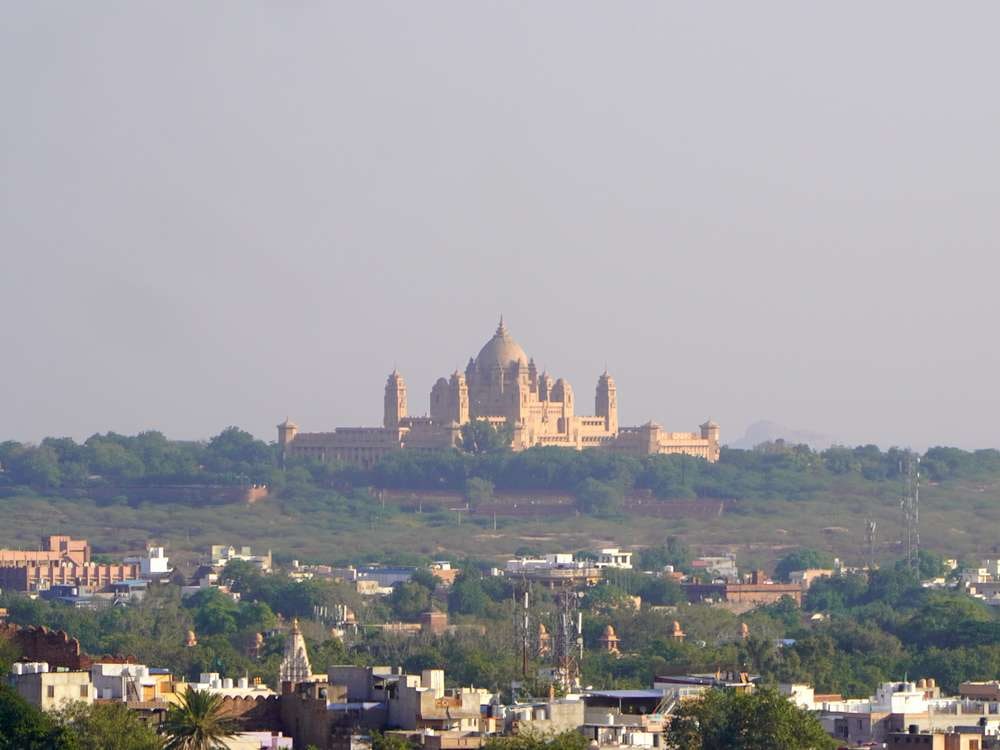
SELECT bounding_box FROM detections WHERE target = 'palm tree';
[161,686,238,750]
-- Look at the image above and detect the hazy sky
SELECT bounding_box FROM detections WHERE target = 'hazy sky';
[2,3,999,450]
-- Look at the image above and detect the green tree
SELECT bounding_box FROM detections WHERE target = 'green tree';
[389,581,432,621]
[575,478,622,517]
[185,589,240,637]
[372,730,416,750]
[460,420,513,455]
[54,701,162,750]
[773,549,834,583]
[0,638,20,674]
[483,731,589,750]
[410,568,440,593]
[5,445,62,488]
[0,684,77,750]
[915,549,947,580]
[665,687,835,750]
[448,574,491,616]
[635,576,684,606]
[160,687,238,750]
[464,477,495,507]
[582,583,634,613]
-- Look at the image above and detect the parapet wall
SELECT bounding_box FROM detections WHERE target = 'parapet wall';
[0,624,91,670]
[79,484,269,505]
[0,623,135,670]
[218,694,282,730]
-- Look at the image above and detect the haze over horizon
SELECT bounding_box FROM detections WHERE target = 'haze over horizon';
[2,3,999,451]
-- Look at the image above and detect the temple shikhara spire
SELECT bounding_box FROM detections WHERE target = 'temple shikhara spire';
[279,618,312,685]
[277,319,720,467]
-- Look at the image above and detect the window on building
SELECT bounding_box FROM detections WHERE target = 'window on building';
[80,684,88,697]
[47,685,55,698]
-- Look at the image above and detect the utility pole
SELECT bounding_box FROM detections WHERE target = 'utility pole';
[522,589,530,679]
[865,518,877,570]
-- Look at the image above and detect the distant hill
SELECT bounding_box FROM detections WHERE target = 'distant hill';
[728,420,838,451]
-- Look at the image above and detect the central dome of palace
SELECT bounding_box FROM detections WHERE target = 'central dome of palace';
[475,318,528,371]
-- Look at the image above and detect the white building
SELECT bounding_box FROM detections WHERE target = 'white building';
[90,662,160,702]
[210,545,272,573]
[506,554,578,573]
[183,672,275,698]
[8,663,94,711]
[596,548,633,570]
[228,732,294,750]
[690,555,739,582]
[124,546,172,578]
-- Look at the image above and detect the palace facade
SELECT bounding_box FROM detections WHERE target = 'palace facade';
[279,319,719,467]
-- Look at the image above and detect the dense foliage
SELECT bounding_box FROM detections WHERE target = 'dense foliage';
[484,732,589,750]
[665,687,835,750]
[4,426,1000,510]
[361,441,1000,501]
[53,701,162,750]
[0,427,274,489]
[0,684,77,750]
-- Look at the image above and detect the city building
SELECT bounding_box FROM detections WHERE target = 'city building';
[654,672,758,701]
[209,545,273,573]
[90,662,162,702]
[886,727,986,749]
[420,611,449,636]
[788,569,834,588]
[175,672,276,699]
[786,678,1000,747]
[683,570,803,610]
[0,535,163,595]
[504,697,584,735]
[504,554,601,588]
[580,690,668,748]
[109,579,149,604]
[0,560,142,593]
[123,546,172,578]
[8,662,94,710]
[0,535,90,566]
[689,555,739,582]
[960,682,1000,702]
[595,548,633,570]
[325,666,493,733]
[429,561,459,586]
[356,566,416,588]
[278,319,720,467]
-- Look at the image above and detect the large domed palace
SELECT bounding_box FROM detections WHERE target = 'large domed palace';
[278,319,719,467]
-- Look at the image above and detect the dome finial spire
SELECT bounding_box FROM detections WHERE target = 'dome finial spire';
[496,314,506,335]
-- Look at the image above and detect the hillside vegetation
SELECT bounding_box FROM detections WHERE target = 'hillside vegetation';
[2,429,1000,569]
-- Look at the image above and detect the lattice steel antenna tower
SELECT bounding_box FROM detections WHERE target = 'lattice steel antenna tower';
[554,590,582,692]
[512,578,533,680]
[900,453,920,571]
